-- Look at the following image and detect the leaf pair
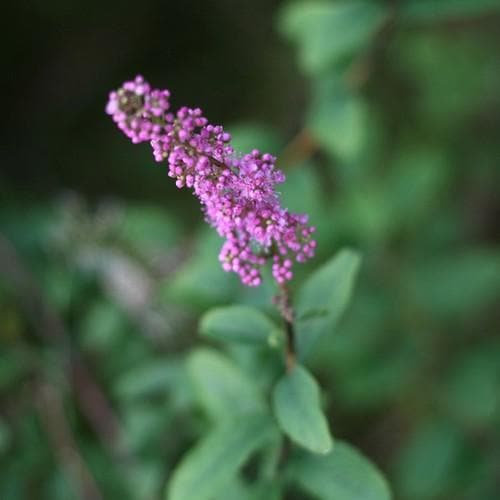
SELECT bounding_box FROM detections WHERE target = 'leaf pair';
[200,249,362,360]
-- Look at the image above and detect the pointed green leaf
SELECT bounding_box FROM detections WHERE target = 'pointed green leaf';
[200,305,282,347]
[296,249,361,358]
[272,365,333,454]
[187,349,265,421]
[167,414,276,500]
[289,441,391,500]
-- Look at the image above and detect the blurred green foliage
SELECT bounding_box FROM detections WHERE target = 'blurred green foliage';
[1,0,500,499]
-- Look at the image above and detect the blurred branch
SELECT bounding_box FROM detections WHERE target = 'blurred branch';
[277,128,319,170]
[36,380,103,500]
[346,6,398,90]
[0,234,64,342]
[0,234,132,462]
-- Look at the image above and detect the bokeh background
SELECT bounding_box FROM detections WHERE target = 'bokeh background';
[1,0,500,499]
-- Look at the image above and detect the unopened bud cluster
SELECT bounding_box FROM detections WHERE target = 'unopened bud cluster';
[106,75,316,286]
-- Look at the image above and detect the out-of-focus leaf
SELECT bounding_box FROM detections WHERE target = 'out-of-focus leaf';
[400,0,500,23]
[213,476,282,500]
[12,413,52,482]
[279,1,387,74]
[213,476,253,500]
[167,414,276,500]
[0,204,54,255]
[121,404,169,451]
[393,33,500,132]
[199,305,282,346]
[118,205,180,252]
[394,419,466,500]
[114,357,194,411]
[80,442,131,499]
[311,287,389,368]
[213,476,283,500]
[46,469,72,500]
[228,123,282,155]
[127,462,163,500]
[279,167,331,251]
[296,249,361,358]
[407,250,500,318]
[164,228,239,309]
[386,148,449,228]
[339,183,393,244]
[0,417,11,455]
[272,364,333,454]
[289,441,391,500]
[78,300,127,351]
[249,480,283,500]
[115,359,176,399]
[336,339,420,410]
[187,349,265,421]
[335,148,449,244]
[440,342,500,427]
[0,349,32,390]
[40,266,76,312]
[308,77,369,162]
[296,249,361,320]
[224,343,283,397]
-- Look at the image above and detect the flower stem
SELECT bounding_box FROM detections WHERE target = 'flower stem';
[275,284,297,372]
[284,318,296,372]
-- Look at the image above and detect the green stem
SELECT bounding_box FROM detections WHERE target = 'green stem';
[275,284,297,372]
[284,318,297,372]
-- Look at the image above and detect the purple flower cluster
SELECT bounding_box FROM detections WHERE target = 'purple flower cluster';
[106,75,316,286]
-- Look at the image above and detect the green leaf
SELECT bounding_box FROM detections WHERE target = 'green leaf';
[308,77,369,162]
[440,342,500,427]
[213,476,254,500]
[122,404,169,451]
[392,33,500,133]
[164,228,239,309]
[336,340,420,410]
[272,365,333,454]
[279,167,331,250]
[394,419,466,500]
[115,359,177,399]
[114,357,194,411]
[78,300,126,352]
[400,0,500,23]
[0,349,32,391]
[289,441,391,500]
[407,250,500,318]
[296,249,361,358]
[200,305,282,346]
[228,123,282,155]
[0,417,11,455]
[279,1,387,74]
[167,414,276,500]
[126,462,164,500]
[249,480,283,500]
[187,349,265,421]
[119,205,180,252]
